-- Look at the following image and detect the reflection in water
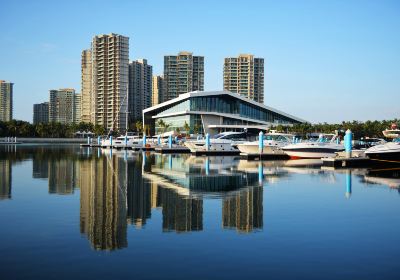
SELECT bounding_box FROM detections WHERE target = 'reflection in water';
[49,159,79,195]
[363,168,400,190]
[346,170,352,199]
[0,160,12,200]
[126,157,151,228]
[9,145,400,251]
[79,155,128,251]
[159,187,203,232]
[223,186,263,233]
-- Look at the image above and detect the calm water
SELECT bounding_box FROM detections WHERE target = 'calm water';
[1,145,400,280]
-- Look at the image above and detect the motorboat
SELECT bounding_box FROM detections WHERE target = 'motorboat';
[112,135,142,149]
[365,138,400,161]
[100,134,142,149]
[282,133,344,158]
[236,132,294,155]
[382,123,400,139]
[184,131,247,153]
[353,137,386,149]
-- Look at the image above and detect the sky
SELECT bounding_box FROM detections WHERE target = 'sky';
[0,0,399,123]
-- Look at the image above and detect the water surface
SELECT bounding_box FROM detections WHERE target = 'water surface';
[1,145,399,279]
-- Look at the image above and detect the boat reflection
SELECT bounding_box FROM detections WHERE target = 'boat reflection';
[363,168,400,189]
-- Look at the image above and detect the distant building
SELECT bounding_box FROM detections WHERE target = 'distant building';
[0,80,13,121]
[33,102,49,124]
[91,33,129,132]
[223,54,264,103]
[81,49,92,123]
[49,88,81,124]
[143,90,305,136]
[163,51,204,101]
[152,75,165,106]
[74,93,82,123]
[128,59,152,124]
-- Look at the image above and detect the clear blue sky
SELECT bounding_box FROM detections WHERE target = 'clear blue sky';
[1,0,399,123]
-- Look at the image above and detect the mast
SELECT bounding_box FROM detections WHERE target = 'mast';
[125,84,128,135]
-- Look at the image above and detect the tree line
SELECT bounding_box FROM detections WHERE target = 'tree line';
[274,119,399,139]
[0,120,106,138]
[0,119,398,139]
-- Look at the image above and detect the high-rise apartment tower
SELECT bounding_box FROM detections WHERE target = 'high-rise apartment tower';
[163,52,204,101]
[223,54,264,103]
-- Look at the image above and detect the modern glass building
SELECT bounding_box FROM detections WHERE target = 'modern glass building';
[143,90,306,136]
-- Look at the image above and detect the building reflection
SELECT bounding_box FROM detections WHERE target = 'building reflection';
[126,158,151,228]
[158,186,203,232]
[32,159,48,179]
[79,156,127,251]
[222,186,263,233]
[48,159,79,194]
[0,160,12,200]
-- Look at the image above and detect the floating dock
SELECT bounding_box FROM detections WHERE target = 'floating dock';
[240,153,290,161]
[322,157,372,168]
[155,146,190,154]
[0,142,22,145]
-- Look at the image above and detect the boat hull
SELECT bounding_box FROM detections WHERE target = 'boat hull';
[283,150,339,159]
[237,144,285,155]
[366,152,400,161]
[184,140,237,153]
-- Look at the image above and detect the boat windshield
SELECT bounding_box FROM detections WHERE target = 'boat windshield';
[213,133,246,140]
[393,138,400,143]
[265,135,290,142]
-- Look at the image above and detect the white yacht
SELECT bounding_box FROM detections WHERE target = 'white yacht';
[365,138,400,161]
[236,132,294,155]
[282,133,344,158]
[112,134,142,149]
[184,131,247,153]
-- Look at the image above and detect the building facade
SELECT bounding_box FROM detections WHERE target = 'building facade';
[223,54,264,103]
[143,90,305,136]
[163,52,204,102]
[33,102,49,124]
[91,33,129,132]
[0,80,13,121]
[152,75,164,106]
[81,49,92,123]
[49,89,81,124]
[128,59,152,124]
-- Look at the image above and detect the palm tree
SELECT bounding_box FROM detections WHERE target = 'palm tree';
[183,121,190,135]
[135,121,143,135]
[157,119,165,134]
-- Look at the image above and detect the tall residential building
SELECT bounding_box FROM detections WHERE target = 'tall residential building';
[128,59,152,124]
[81,49,92,123]
[163,51,204,101]
[33,102,49,124]
[74,93,82,123]
[0,80,13,121]
[49,88,81,124]
[223,54,264,103]
[91,33,129,132]
[152,75,164,106]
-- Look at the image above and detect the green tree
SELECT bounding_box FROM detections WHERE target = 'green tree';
[183,121,190,135]
[135,121,143,135]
